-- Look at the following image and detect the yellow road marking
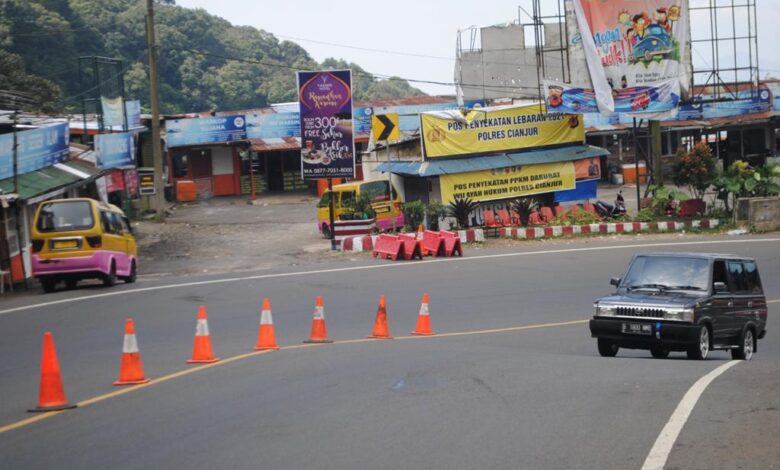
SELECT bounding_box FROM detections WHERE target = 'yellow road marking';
[768,300,779,304]
[0,318,588,435]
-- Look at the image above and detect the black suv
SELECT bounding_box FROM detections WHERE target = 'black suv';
[590,253,768,360]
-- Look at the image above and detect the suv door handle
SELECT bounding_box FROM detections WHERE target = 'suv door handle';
[747,301,754,308]
[727,301,734,307]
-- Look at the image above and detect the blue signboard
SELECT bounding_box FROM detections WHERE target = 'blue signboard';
[95,132,135,169]
[165,115,247,148]
[246,113,300,139]
[0,123,69,181]
[125,100,142,128]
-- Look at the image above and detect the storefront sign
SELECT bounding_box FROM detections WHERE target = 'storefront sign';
[124,168,139,197]
[165,115,247,148]
[0,122,69,180]
[246,112,300,139]
[440,161,576,203]
[571,0,690,117]
[297,70,355,179]
[420,104,584,159]
[105,169,126,193]
[95,132,135,169]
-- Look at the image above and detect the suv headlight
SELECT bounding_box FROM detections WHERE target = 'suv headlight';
[595,304,617,317]
[663,308,694,322]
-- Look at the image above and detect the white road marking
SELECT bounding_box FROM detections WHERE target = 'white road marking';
[641,360,740,470]
[1,237,778,317]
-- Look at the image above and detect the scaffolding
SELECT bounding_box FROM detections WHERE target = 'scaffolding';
[78,56,128,137]
[689,0,759,102]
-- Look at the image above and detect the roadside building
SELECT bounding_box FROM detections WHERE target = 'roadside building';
[0,115,103,287]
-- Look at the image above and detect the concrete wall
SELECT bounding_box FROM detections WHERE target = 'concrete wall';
[735,197,780,231]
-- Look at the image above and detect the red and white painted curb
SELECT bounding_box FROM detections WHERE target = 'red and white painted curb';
[341,229,485,253]
[500,219,720,240]
[339,220,721,253]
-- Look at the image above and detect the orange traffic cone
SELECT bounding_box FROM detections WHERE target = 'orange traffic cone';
[187,305,220,364]
[368,294,393,339]
[29,332,77,412]
[114,318,151,385]
[255,298,280,350]
[304,295,333,343]
[411,293,435,336]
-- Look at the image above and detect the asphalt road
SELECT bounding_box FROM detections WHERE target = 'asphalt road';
[0,234,778,469]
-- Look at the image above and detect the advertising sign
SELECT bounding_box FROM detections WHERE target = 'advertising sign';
[104,169,126,193]
[544,78,679,115]
[246,112,300,139]
[124,168,139,197]
[95,132,135,169]
[297,70,355,180]
[0,122,69,180]
[440,161,576,204]
[165,115,247,148]
[571,0,690,117]
[125,100,142,128]
[138,169,155,195]
[101,96,126,127]
[420,104,584,159]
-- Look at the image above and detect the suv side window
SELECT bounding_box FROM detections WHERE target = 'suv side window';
[743,261,763,294]
[727,261,748,294]
[340,191,355,208]
[100,211,113,234]
[712,260,728,292]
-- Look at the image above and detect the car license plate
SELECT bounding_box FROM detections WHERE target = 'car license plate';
[53,240,78,249]
[622,322,652,335]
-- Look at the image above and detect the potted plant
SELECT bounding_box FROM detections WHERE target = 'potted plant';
[447,197,478,229]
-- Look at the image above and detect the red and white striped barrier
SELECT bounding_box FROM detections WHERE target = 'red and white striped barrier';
[341,229,485,253]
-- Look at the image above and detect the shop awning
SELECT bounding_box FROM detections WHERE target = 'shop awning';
[0,160,103,202]
[375,144,609,177]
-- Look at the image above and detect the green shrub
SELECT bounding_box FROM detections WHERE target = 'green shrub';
[426,200,447,231]
[402,200,425,231]
[448,197,478,228]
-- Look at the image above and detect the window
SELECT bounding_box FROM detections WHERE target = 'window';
[622,256,710,291]
[109,213,124,234]
[361,181,391,202]
[100,211,112,233]
[727,261,748,294]
[122,217,134,235]
[172,154,189,178]
[339,191,355,208]
[743,261,763,294]
[712,260,728,290]
[37,201,94,232]
[317,192,331,208]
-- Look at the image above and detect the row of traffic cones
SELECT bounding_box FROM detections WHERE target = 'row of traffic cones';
[29,293,435,412]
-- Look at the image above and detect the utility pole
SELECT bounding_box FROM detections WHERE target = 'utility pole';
[146,0,166,221]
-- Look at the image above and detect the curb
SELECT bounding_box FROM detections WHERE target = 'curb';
[339,220,721,253]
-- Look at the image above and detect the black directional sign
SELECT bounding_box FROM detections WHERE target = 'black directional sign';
[372,113,400,141]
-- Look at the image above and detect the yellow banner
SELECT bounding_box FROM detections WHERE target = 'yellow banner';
[421,104,584,159]
[440,161,576,203]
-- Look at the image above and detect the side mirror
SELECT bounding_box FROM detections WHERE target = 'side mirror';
[610,277,621,287]
[713,282,728,293]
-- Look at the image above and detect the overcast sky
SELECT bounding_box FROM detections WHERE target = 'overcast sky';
[175,0,780,96]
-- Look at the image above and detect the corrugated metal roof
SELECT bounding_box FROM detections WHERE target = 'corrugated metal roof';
[0,159,102,201]
[375,144,609,177]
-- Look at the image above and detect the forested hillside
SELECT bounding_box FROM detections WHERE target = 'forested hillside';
[0,0,426,113]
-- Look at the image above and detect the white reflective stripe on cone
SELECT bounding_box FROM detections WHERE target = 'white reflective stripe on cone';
[419,303,430,316]
[260,309,274,325]
[195,319,210,336]
[313,306,325,320]
[123,334,139,353]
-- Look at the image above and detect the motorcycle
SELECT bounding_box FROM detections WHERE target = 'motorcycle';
[594,191,627,219]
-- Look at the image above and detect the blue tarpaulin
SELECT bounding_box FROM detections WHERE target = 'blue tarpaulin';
[554,178,598,202]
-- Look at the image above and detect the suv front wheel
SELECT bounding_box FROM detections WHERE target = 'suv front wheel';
[687,325,710,360]
[597,339,619,357]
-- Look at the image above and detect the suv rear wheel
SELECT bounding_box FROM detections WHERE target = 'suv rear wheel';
[40,277,56,293]
[597,339,619,357]
[687,325,710,360]
[650,346,670,359]
[103,261,117,287]
[731,328,754,361]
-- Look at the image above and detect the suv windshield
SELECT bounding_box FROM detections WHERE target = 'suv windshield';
[621,256,710,291]
[36,201,94,232]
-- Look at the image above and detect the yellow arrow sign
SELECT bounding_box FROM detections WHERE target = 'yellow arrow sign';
[372,113,400,141]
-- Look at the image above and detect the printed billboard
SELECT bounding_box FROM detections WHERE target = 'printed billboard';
[570,0,690,117]
[246,112,300,139]
[439,161,576,204]
[420,104,584,159]
[0,123,69,180]
[95,132,135,169]
[297,70,355,180]
[165,115,247,148]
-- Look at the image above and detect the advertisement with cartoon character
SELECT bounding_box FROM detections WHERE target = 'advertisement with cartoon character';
[568,0,690,118]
